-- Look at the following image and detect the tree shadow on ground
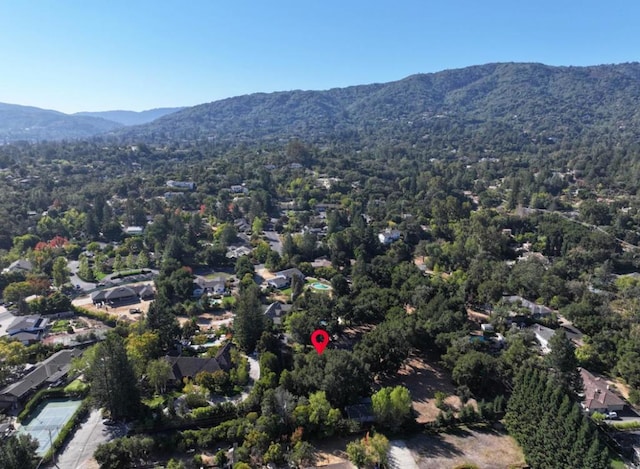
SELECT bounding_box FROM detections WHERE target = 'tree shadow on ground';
[412,432,464,459]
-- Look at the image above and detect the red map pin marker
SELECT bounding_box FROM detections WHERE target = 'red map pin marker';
[311,329,330,355]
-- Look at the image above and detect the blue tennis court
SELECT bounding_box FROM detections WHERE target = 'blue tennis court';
[19,398,82,456]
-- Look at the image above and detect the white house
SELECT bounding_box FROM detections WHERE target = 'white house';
[124,226,144,236]
[378,229,401,245]
[531,324,556,354]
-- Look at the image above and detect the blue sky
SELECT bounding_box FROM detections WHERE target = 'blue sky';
[1,0,638,113]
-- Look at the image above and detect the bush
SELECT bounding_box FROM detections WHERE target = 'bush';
[434,391,448,410]
[184,392,208,409]
[73,305,117,327]
[17,388,66,422]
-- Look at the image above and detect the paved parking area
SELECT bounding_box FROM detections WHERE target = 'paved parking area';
[52,408,125,469]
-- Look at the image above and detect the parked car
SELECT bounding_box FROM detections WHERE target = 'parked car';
[605,411,618,419]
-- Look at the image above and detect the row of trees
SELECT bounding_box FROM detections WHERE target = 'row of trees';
[505,367,610,469]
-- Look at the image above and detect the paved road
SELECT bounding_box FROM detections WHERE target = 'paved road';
[51,408,124,469]
[264,231,282,255]
[388,440,419,469]
[67,260,97,292]
[247,355,260,382]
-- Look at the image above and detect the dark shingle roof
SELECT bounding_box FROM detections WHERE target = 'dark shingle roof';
[165,343,234,381]
[0,349,82,400]
[7,315,48,334]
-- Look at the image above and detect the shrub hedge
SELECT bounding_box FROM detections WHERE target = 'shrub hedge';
[73,305,118,327]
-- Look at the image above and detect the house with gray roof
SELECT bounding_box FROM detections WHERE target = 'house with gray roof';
[0,349,82,410]
[529,324,556,354]
[581,368,626,414]
[264,302,292,326]
[268,268,304,289]
[7,315,49,344]
[504,295,553,318]
[2,259,33,274]
[164,342,233,384]
[91,286,147,305]
[193,276,226,298]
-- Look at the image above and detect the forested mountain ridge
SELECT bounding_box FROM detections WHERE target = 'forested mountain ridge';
[0,102,123,142]
[74,107,184,126]
[117,62,640,146]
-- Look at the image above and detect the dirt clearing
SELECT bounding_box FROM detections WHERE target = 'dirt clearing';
[378,354,467,423]
[409,427,526,469]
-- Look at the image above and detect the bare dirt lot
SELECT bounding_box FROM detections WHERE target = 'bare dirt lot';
[378,354,468,423]
[78,298,153,323]
[176,311,234,330]
[409,427,526,469]
[313,436,356,467]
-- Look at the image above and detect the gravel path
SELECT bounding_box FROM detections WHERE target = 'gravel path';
[388,440,419,469]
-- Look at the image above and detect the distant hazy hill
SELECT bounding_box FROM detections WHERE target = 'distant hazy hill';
[117,62,640,146]
[74,107,184,126]
[0,103,122,142]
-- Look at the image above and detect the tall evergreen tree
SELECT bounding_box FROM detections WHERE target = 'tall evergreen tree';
[505,366,609,469]
[146,295,180,351]
[0,433,38,469]
[87,332,141,420]
[233,283,265,353]
[547,329,582,395]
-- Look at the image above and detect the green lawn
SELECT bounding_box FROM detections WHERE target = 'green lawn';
[222,296,236,307]
[50,320,70,333]
[143,395,165,408]
[204,272,232,280]
[64,379,89,393]
[611,457,626,469]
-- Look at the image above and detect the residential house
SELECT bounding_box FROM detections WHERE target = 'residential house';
[263,302,292,326]
[229,185,249,194]
[2,259,33,274]
[0,349,82,410]
[6,315,49,344]
[378,229,401,245]
[580,368,626,414]
[123,226,144,236]
[517,251,550,265]
[481,323,494,334]
[164,342,233,383]
[531,324,556,354]
[193,276,226,297]
[504,295,553,318]
[226,246,252,259]
[234,218,251,233]
[268,268,304,289]
[91,286,139,306]
[134,284,156,300]
[166,180,196,191]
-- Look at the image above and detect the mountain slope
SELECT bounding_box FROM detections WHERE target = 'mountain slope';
[74,107,184,126]
[117,62,640,146]
[0,103,123,142]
